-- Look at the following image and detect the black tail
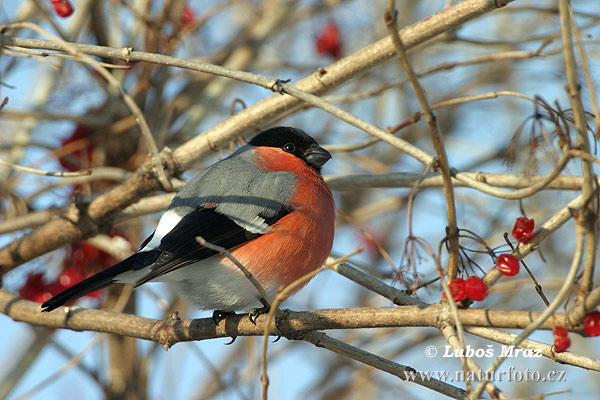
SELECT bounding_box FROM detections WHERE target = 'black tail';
[40,252,155,312]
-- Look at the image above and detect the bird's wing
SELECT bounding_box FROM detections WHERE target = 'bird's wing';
[133,171,296,286]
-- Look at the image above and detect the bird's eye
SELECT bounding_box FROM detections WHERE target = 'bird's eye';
[283,143,295,153]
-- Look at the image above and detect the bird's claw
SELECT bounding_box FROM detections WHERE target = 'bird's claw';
[224,336,237,345]
[248,306,270,324]
[270,78,291,94]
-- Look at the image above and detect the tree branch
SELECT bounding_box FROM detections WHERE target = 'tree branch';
[0,289,577,343]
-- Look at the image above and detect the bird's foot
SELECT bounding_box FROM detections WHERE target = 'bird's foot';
[248,306,270,324]
[212,310,236,325]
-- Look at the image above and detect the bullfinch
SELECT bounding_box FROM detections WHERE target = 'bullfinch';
[41,127,335,318]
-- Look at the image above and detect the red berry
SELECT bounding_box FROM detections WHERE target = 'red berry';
[464,276,488,301]
[56,266,104,301]
[19,272,46,302]
[58,125,94,171]
[180,5,195,29]
[442,278,467,302]
[496,254,520,276]
[68,239,120,274]
[20,267,104,306]
[26,288,54,304]
[51,0,74,18]
[512,217,535,242]
[553,326,570,352]
[316,21,342,59]
[584,311,600,337]
[57,267,84,289]
[19,272,61,303]
[554,335,570,353]
[553,325,568,337]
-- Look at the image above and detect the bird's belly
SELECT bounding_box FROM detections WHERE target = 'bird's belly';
[158,256,279,311]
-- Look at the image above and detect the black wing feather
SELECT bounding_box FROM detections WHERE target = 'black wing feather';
[133,207,290,287]
[40,206,291,312]
[41,251,160,312]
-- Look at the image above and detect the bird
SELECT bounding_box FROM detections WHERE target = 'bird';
[41,126,336,320]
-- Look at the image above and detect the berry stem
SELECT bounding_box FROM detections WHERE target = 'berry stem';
[503,232,550,306]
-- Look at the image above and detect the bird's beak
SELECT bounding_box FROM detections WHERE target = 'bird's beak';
[304,145,332,170]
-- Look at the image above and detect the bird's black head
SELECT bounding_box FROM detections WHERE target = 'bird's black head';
[249,126,331,172]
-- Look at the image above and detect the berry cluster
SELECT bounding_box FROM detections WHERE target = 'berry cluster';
[552,326,570,353]
[19,267,102,304]
[441,217,534,303]
[442,216,600,352]
[58,125,94,172]
[549,310,600,353]
[444,276,488,302]
[19,237,122,306]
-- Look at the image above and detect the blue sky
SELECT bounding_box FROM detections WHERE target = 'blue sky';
[1,0,600,399]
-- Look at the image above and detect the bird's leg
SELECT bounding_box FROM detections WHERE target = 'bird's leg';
[248,302,270,325]
[212,310,238,344]
[259,297,270,308]
[248,307,269,324]
[212,310,236,325]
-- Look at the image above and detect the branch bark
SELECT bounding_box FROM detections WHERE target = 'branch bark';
[0,289,576,344]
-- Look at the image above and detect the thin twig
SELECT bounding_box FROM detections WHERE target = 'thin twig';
[4,22,172,192]
[569,9,600,140]
[503,232,550,306]
[273,80,433,165]
[3,45,131,68]
[454,145,572,199]
[10,335,106,400]
[335,209,395,269]
[469,225,585,399]
[482,193,588,288]
[385,1,460,280]
[558,0,597,296]
[333,259,503,397]
[0,157,91,177]
[436,241,477,395]
[302,331,466,399]
[195,236,271,307]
